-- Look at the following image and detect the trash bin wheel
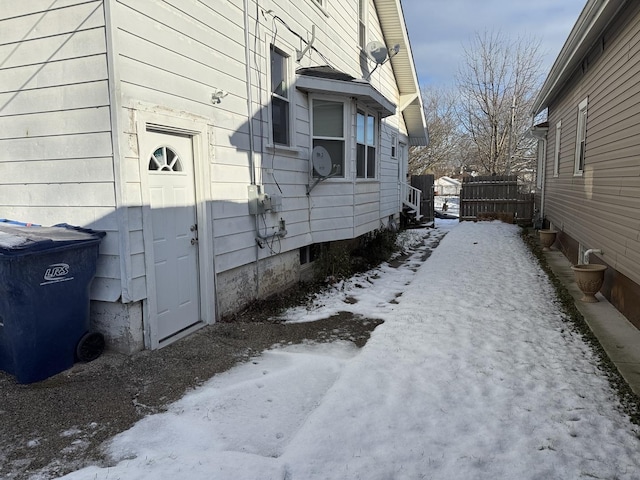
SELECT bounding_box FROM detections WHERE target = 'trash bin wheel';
[76,332,105,362]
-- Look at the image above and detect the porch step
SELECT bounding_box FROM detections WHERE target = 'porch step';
[402,208,423,223]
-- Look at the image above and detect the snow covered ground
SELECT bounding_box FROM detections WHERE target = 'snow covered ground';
[434,195,459,217]
[58,220,640,480]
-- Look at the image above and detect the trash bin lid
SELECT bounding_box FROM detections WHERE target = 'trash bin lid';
[0,224,105,256]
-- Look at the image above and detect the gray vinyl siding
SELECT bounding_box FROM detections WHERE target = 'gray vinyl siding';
[543,0,640,285]
[0,1,120,301]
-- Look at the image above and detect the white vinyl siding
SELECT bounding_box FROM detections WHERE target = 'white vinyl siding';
[0,1,118,302]
[3,0,413,302]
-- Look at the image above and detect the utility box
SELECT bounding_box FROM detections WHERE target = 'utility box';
[269,194,283,213]
[248,185,281,214]
[0,223,105,383]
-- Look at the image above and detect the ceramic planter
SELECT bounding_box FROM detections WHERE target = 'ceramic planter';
[538,229,558,251]
[571,264,607,303]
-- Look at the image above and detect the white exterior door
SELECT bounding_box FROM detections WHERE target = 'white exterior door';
[398,143,408,184]
[144,130,201,343]
[398,142,408,206]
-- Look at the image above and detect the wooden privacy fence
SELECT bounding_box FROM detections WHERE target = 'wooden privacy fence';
[410,175,435,224]
[460,175,534,224]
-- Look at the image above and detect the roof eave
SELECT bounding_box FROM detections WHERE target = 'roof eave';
[296,75,396,118]
[375,0,429,146]
[532,0,628,115]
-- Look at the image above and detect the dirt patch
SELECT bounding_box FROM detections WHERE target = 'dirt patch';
[0,312,382,479]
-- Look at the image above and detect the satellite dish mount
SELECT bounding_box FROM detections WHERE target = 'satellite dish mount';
[365,41,389,65]
[307,145,338,194]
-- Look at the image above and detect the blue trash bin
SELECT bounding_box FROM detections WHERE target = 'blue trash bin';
[0,219,40,227]
[0,223,106,383]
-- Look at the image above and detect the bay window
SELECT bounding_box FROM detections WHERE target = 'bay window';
[356,109,376,178]
[312,99,345,177]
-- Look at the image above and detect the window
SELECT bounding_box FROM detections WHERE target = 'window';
[270,45,289,146]
[358,0,366,49]
[391,134,397,159]
[310,0,329,15]
[553,120,561,177]
[574,98,588,175]
[312,99,345,177]
[356,109,377,178]
[299,244,319,264]
[149,146,183,172]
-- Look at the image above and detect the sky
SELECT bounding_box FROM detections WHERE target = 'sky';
[47,218,640,480]
[400,0,588,87]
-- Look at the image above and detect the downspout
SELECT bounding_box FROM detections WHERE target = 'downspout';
[539,137,547,221]
[583,248,603,264]
[529,120,549,226]
[103,1,133,304]
[243,0,260,298]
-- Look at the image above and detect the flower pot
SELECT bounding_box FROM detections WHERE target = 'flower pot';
[571,264,606,303]
[538,229,558,251]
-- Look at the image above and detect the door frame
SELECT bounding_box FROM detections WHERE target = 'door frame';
[135,106,215,349]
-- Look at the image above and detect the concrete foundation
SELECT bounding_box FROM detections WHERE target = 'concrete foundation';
[90,300,144,354]
[216,249,301,318]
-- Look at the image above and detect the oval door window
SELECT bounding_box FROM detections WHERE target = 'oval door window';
[148,146,183,172]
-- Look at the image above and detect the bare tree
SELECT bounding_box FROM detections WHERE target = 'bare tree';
[456,30,543,175]
[409,86,459,176]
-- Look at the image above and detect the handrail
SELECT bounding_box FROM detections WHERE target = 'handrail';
[400,182,421,219]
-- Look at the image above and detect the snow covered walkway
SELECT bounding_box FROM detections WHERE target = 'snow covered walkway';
[60,221,640,480]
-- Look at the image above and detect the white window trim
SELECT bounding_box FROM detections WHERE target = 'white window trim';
[553,120,561,177]
[574,98,588,176]
[267,43,294,149]
[310,94,350,180]
[391,134,398,159]
[355,106,379,180]
[310,0,330,17]
[358,0,368,50]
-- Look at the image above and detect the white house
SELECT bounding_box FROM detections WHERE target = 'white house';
[435,176,461,196]
[0,0,428,353]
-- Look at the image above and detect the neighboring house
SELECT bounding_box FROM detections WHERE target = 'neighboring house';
[531,0,640,329]
[0,0,427,352]
[434,176,461,196]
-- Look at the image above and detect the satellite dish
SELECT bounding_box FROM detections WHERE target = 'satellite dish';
[365,41,388,65]
[311,146,332,177]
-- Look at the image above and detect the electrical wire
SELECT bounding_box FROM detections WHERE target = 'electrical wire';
[263,11,335,68]
[260,214,282,255]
